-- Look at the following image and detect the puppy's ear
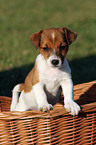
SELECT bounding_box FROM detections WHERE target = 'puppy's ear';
[30,30,43,49]
[63,27,77,45]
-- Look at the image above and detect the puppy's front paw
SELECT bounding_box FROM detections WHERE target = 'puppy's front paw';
[39,104,53,112]
[64,100,80,116]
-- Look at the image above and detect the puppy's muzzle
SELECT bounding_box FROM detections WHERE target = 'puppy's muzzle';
[51,59,59,66]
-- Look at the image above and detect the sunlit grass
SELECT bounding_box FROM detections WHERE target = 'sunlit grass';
[0,0,96,71]
[0,0,96,96]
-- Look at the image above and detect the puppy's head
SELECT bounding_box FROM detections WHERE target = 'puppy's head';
[30,27,77,67]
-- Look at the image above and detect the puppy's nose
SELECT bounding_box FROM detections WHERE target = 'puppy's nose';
[52,59,59,66]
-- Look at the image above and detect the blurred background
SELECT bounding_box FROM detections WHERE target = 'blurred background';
[0,0,96,97]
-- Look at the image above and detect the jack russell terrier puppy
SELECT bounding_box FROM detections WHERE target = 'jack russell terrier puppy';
[10,27,81,116]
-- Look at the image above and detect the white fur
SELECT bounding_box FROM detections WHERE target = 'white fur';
[46,53,62,67]
[52,32,55,44]
[11,54,80,115]
[10,84,20,111]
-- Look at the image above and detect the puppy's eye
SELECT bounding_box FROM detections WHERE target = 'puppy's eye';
[42,47,49,51]
[60,45,65,51]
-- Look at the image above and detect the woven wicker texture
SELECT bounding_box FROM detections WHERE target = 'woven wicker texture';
[0,81,96,145]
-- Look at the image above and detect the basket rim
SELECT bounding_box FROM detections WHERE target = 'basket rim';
[74,80,96,91]
[0,80,96,119]
[0,102,96,120]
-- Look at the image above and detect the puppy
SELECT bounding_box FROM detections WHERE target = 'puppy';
[10,27,80,116]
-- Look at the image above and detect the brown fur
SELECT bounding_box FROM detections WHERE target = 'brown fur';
[40,29,66,60]
[39,28,69,62]
[19,83,24,92]
[30,28,77,61]
[19,63,39,93]
[30,30,43,49]
[63,27,77,45]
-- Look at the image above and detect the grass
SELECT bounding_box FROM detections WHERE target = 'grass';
[0,0,96,96]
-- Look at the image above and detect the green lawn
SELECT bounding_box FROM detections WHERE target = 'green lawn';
[0,0,96,97]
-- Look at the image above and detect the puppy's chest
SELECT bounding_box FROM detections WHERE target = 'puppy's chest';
[44,78,59,91]
[39,69,61,93]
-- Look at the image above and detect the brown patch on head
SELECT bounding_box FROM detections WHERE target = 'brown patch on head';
[39,28,68,60]
[24,63,39,93]
[30,27,77,61]
[40,29,62,59]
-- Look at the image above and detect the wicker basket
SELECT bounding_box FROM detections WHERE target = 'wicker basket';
[0,81,96,145]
